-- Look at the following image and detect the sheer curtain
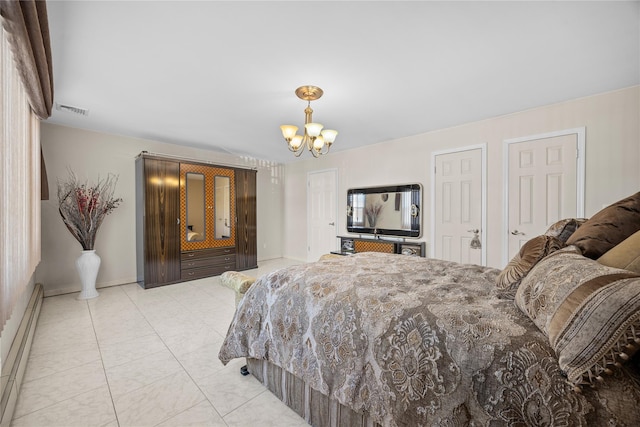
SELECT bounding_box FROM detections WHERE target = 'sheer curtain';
[0,0,53,334]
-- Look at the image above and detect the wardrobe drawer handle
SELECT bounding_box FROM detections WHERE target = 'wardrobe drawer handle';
[187,253,195,258]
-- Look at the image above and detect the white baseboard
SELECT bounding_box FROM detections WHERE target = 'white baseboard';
[43,278,139,297]
[0,284,43,427]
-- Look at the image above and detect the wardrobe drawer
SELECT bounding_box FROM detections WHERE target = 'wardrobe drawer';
[181,247,235,262]
[209,254,236,267]
[182,254,235,269]
[181,255,235,271]
[181,266,217,281]
[181,258,213,270]
[181,262,236,281]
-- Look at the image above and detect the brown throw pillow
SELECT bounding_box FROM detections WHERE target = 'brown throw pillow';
[544,218,588,243]
[565,192,640,259]
[495,235,564,299]
[516,249,640,390]
[598,230,640,273]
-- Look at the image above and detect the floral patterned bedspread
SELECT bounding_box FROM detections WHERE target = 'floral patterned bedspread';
[218,252,640,426]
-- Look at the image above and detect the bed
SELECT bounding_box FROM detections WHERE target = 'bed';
[219,192,640,426]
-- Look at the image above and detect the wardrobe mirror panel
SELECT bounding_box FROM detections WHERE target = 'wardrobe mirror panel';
[215,175,232,239]
[185,172,206,242]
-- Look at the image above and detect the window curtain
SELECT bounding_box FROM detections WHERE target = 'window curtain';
[1,0,52,200]
[0,0,53,333]
[0,0,53,119]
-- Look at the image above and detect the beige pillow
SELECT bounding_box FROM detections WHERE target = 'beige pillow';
[566,192,640,259]
[516,248,640,390]
[495,235,564,299]
[598,230,640,273]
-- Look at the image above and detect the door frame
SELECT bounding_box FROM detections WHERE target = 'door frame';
[430,143,487,266]
[502,127,586,265]
[307,168,338,261]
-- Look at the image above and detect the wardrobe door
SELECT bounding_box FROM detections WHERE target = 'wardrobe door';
[180,163,236,251]
[235,168,257,270]
[142,158,181,287]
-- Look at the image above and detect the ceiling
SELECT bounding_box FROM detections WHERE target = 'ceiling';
[45,1,639,164]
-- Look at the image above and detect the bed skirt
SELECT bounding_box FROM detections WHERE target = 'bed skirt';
[247,358,381,427]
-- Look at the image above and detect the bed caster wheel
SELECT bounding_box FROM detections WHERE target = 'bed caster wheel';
[240,365,249,376]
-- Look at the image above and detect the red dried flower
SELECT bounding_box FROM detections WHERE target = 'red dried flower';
[57,170,122,250]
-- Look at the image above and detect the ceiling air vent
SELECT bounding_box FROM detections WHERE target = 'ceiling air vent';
[55,103,89,116]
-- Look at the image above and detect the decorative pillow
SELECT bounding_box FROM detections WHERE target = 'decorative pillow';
[565,192,640,259]
[544,218,588,243]
[515,248,640,390]
[495,235,564,299]
[598,230,640,274]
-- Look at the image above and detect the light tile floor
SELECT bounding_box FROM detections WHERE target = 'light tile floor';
[11,258,309,427]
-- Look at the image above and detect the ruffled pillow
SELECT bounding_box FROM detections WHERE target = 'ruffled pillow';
[495,235,564,299]
[544,218,587,243]
[515,248,640,390]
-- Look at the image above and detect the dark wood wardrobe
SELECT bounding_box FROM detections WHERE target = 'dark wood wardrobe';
[135,152,257,288]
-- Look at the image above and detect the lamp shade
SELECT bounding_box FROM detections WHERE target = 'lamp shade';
[321,129,338,143]
[280,125,298,140]
[313,135,325,149]
[290,135,303,149]
[305,123,323,137]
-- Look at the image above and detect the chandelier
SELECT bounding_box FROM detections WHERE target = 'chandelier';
[280,85,338,157]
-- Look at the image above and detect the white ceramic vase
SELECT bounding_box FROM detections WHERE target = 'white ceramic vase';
[76,250,101,300]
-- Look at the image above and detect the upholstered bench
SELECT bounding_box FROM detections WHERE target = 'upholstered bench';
[220,271,256,377]
[318,253,344,261]
[220,271,256,306]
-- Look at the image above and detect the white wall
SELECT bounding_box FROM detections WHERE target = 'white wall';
[37,86,639,295]
[283,86,640,268]
[38,124,284,296]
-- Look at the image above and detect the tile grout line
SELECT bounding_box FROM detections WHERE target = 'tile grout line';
[13,261,302,426]
[98,285,186,426]
[133,281,232,426]
[87,297,122,427]
[118,281,231,427]
[11,297,107,424]
[167,345,230,426]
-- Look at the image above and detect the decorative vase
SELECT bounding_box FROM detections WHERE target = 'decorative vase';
[76,250,101,300]
[367,214,377,228]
